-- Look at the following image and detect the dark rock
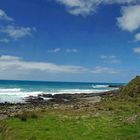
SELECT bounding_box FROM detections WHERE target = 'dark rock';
[108,85,124,88]
[42,94,53,98]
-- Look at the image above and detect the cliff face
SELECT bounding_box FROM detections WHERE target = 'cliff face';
[121,76,140,97]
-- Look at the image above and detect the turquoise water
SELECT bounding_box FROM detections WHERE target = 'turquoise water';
[0,80,124,103]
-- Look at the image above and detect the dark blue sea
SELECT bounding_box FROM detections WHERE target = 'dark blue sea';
[0,80,124,103]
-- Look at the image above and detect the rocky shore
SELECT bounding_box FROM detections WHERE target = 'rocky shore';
[0,91,118,120]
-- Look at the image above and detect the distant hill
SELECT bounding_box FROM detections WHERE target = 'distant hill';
[121,76,140,97]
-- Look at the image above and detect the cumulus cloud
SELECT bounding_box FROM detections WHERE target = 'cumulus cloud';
[100,55,121,64]
[0,9,36,42]
[0,9,13,21]
[0,25,34,40]
[55,0,138,16]
[135,33,140,41]
[117,5,140,32]
[0,55,118,75]
[133,47,140,54]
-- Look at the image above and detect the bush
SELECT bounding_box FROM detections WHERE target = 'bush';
[20,116,27,122]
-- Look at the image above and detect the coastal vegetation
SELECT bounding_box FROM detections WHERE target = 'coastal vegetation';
[0,76,140,140]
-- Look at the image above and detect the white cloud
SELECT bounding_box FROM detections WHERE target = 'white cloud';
[0,25,33,40]
[66,49,78,53]
[48,48,61,53]
[55,0,138,16]
[100,55,121,64]
[100,55,116,59]
[0,55,87,74]
[0,55,22,61]
[0,55,118,75]
[135,33,140,41]
[117,5,140,32]
[48,48,78,53]
[0,9,13,21]
[56,0,97,16]
[0,38,10,43]
[133,47,140,54]
[0,9,36,42]
[92,66,119,74]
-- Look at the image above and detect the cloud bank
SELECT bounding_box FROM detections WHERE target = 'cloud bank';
[0,55,119,76]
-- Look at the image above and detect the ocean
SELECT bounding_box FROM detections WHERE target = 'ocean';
[0,80,124,103]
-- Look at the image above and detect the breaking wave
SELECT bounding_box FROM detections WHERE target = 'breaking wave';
[0,87,117,103]
[0,88,43,103]
[92,85,109,88]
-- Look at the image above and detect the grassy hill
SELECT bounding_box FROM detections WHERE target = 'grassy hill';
[120,76,140,97]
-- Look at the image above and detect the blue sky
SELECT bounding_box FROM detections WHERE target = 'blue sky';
[0,0,140,82]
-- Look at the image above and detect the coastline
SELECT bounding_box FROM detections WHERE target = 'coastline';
[0,76,140,140]
[0,79,122,103]
[0,90,117,120]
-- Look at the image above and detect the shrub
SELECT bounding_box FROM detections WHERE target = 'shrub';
[20,116,27,122]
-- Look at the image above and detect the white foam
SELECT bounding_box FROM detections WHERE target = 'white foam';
[48,89,112,95]
[0,88,118,103]
[0,88,43,103]
[0,88,21,92]
[92,85,109,88]
[0,91,42,97]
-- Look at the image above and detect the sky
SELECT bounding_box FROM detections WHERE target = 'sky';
[0,0,140,83]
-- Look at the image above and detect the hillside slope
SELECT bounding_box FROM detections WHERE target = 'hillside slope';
[120,76,140,97]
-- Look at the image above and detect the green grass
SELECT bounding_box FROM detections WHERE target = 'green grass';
[1,113,140,140]
[0,96,140,140]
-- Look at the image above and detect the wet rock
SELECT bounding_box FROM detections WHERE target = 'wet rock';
[42,94,53,98]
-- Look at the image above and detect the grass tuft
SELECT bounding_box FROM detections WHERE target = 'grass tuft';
[15,111,39,121]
